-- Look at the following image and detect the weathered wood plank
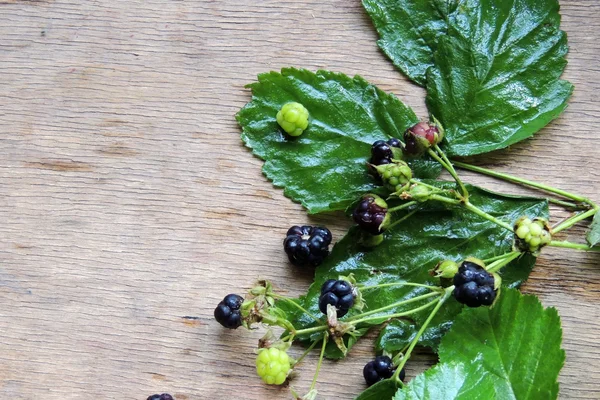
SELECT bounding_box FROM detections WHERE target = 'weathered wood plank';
[0,1,598,398]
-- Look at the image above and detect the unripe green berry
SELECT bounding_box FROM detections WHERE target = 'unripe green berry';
[375,161,413,193]
[433,260,459,279]
[276,102,309,137]
[256,348,291,385]
[514,216,551,254]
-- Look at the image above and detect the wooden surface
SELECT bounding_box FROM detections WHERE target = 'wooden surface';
[0,1,599,399]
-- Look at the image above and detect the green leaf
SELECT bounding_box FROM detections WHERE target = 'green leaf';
[355,379,398,400]
[376,319,415,354]
[393,362,496,400]
[427,0,573,156]
[279,184,548,358]
[237,68,440,214]
[586,212,600,247]
[438,288,564,399]
[362,0,459,86]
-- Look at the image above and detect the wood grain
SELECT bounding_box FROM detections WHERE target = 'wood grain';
[0,1,598,399]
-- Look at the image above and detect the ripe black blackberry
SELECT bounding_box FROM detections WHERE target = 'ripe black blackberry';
[147,394,174,400]
[352,195,389,235]
[363,355,404,386]
[283,225,332,267]
[318,279,354,317]
[453,260,496,307]
[214,293,244,329]
[369,138,402,166]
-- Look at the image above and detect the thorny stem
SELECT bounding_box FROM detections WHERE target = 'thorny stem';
[429,193,514,232]
[548,197,589,210]
[549,240,600,252]
[430,145,469,200]
[359,282,442,292]
[387,208,421,231]
[486,251,522,273]
[350,296,441,326]
[347,291,442,322]
[462,202,514,232]
[453,161,595,206]
[388,201,418,213]
[393,288,452,382]
[551,208,598,234]
[310,333,329,392]
[293,335,322,366]
[272,294,321,323]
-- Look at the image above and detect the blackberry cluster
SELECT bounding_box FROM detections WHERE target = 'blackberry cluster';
[318,279,355,317]
[363,356,404,386]
[147,395,174,400]
[453,260,496,307]
[352,195,389,235]
[369,138,402,166]
[214,294,244,329]
[283,225,332,266]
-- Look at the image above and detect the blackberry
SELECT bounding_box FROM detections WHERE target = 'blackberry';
[369,138,402,167]
[276,102,309,137]
[363,356,404,386]
[256,347,291,385]
[386,138,402,148]
[284,225,332,267]
[453,260,496,307]
[352,194,390,235]
[147,395,174,400]
[214,293,244,329]
[318,279,354,317]
[403,121,443,155]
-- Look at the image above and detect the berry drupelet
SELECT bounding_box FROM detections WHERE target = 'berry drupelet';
[363,355,404,386]
[284,225,332,267]
[319,279,355,317]
[214,293,244,329]
[147,394,174,400]
[352,194,390,235]
[453,259,496,307]
[256,347,291,385]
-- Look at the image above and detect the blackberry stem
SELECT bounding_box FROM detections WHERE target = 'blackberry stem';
[486,251,521,273]
[387,209,420,231]
[429,145,469,200]
[359,282,442,291]
[310,333,329,392]
[347,291,441,322]
[549,240,600,252]
[551,208,598,234]
[453,161,595,206]
[393,288,453,382]
[293,335,322,366]
[388,201,418,213]
[349,296,441,326]
[429,194,514,232]
[272,294,321,323]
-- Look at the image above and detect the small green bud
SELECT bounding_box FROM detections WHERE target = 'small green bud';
[407,184,432,202]
[432,260,459,279]
[276,102,309,136]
